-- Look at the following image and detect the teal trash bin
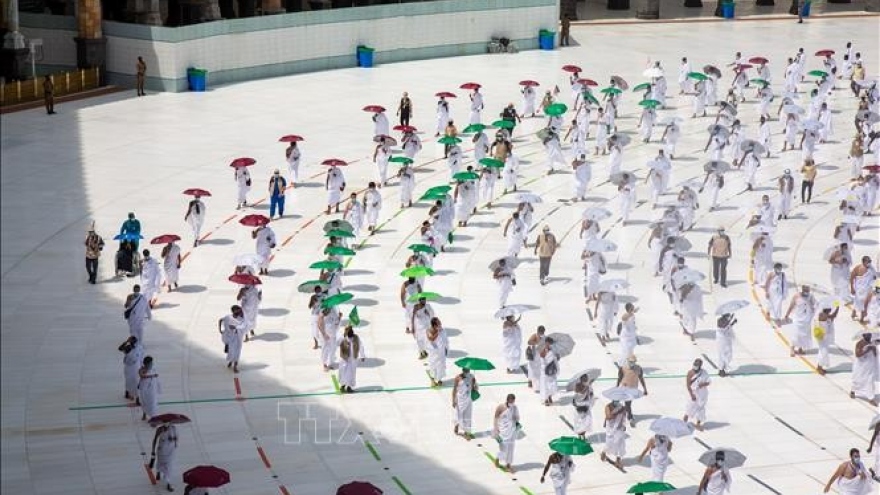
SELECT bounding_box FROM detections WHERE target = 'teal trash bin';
[357,46,374,68]
[187,68,207,91]
[538,30,555,51]
[801,1,811,17]
[721,2,735,18]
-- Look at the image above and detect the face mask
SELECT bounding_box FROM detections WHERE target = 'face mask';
[693,365,701,371]
[852,456,861,464]
[775,269,782,274]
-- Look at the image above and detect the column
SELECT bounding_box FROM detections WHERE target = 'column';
[636,0,659,18]
[867,0,880,11]
[1,0,29,81]
[202,0,223,20]
[3,0,25,49]
[74,0,107,82]
[262,0,285,13]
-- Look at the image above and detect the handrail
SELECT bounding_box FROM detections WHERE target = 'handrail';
[0,67,101,107]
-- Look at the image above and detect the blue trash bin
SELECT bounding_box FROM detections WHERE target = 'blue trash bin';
[801,1,811,17]
[357,46,374,68]
[187,68,207,91]
[538,30,555,50]
[721,2,734,18]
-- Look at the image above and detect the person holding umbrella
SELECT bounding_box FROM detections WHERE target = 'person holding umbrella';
[119,336,143,401]
[151,419,179,492]
[716,312,737,377]
[325,163,346,215]
[184,193,206,247]
[233,163,252,210]
[338,325,365,393]
[683,358,711,431]
[426,317,448,387]
[219,305,245,372]
[698,451,732,494]
[493,258,517,309]
[318,305,342,371]
[521,83,537,118]
[364,182,382,234]
[493,393,520,472]
[600,399,627,469]
[469,87,484,125]
[252,222,276,276]
[526,326,547,389]
[500,314,523,373]
[236,280,262,342]
[541,451,574,495]
[540,337,559,406]
[503,211,527,258]
[285,139,302,184]
[617,355,647,426]
[140,249,163,309]
[784,284,816,356]
[435,96,451,137]
[637,434,672,482]
[161,238,182,291]
[119,212,142,250]
[411,296,435,360]
[452,367,477,440]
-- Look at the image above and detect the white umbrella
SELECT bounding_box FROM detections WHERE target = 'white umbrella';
[609,133,632,147]
[715,300,750,315]
[493,305,533,319]
[855,78,879,88]
[565,368,602,391]
[781,92,800,100]
[599,279,629,292]
[740,139,766,154]
[582,207,612,221]
[800,119,823,132]
[233,253,263,268]
[660,116,684,126]
[323,219,354,233]
[610,171,637,186]
[643,67,664,78]
[718,101,738,116]
[673,268,705,286]
[670,236,692,252]
[648,160,668,172]
[703,160,731,173]
[698,448,747,469]
[783,104,805,115]
[602,386,644,402]
[707,124,730,139]
[489,256,519,271]
[857,109,880,123]
[547,332,575,357]
[650,417,694,438]
[584,238,617,253]
[514,192,543,204]
[374,135,398,146]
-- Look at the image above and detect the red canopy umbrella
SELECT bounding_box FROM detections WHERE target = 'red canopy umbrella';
[150,234,181,245]
[435,91,456,98]
[337,481,384,495]
[239,214,270,227]
[519,80,540,87]
[735,63,754,70]
[229,157,256,168]
[148,413,191,427]
[748,56,768,65]
[278,134,304,143]
[578,78,598,87]
[373,135,398,146]
[229,273,262,285]
[322,158,348,167]
[863,164,880,174]
[393,125,417,133]
[183,465,231,488]
[362,105,386,113]
[459,82,481,90]
[562,64,582,73]
[182,188,212,197]
[815,49,835,57]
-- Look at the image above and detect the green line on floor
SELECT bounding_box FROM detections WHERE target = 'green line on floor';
[364,440,382,461]
[391,476,413,495]
[519,487,536,495]
[483,451,497,465]
[331,374,342,394]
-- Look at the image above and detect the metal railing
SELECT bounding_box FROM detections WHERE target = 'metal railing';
[0,67,101,107]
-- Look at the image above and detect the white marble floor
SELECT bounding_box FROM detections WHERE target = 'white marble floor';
[2,18,879,495]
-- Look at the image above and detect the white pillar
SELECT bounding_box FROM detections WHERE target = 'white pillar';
[4,0,26,50]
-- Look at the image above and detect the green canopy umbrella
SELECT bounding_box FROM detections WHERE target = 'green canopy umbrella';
[749,78,769,87]
[420,191,449,201]
[325,245,356,256]
[549,436,594,456]
[348,306,360,326]
[627,481,676,493]
[321,292,354,309]
[600,87,622,95]
[389,156,414,165]
[688,72,708,81]
[462,123,488,133]
[632,82,651,92]
[297,280,329,293]
[325,229,355,239]
[400,266,435,278]
[479,158,505,169]
[584,93,600,105]
[438,136,462,145]
[544,103,568,116]
[408,243,438,254]
[808,69,828,78]
[407,291,442,302]
[453,171,479,182]
[454,357,495,371]
[491,120,516,129]
[425,185,452,195]
[639,99,660,108]
[309,260,343,271]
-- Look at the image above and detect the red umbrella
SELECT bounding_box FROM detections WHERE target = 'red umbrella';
[229,157,256,168]
[183,465,231,488]
[815,49,835,57]
[578,78,598,87]
[519,80,540,87]
[322,158,348,167]
[562,65,582,73]
[362,105,386,113]
[748,56,768,65]
[393,125,417,133]
[435,91,456,98]
[239,214,270,227]
[863,164,880,174]
[148,413,191,427]
[337,481,384,495]
[373,135,398,146]
[459,82,481,90]
[150,234,181,245]
[183,188,212,197]
[229,273,262,285]
[735,63,753,70]
[278,134,304,143]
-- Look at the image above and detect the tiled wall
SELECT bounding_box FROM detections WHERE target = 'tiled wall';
[19,0,557,92]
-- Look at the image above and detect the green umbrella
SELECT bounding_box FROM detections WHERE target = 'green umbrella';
[454,357,495,371]
[438,136,462,145]
[491,120,516,129]
[600,87,622,95]
[420,191,448,201]
[297,280,329,293]
[321,292,354,309]
[325,245,356,256]
[549,436,594,456]
[453,171,479,182]
[309,260,343,271]
[400,266,435,278]
[639,99,660,108]
[408,243,438,254]
[348,306,360,326]
[688,71,708,81]
[425,185,452,195]
[325,229,355,239]
[585,93,600,105]
[749,78,769,87]
[389,156,414,165]
[544,103,568,116]
[462,123,487,133]
[627,481,676,493]
[808,69,828,78]
[407,291,442,303]
[479,158,505,169]
[632,82,651,92]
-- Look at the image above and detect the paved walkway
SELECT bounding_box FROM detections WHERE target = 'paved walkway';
[2,17,879,495]
[577,0,872,21]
